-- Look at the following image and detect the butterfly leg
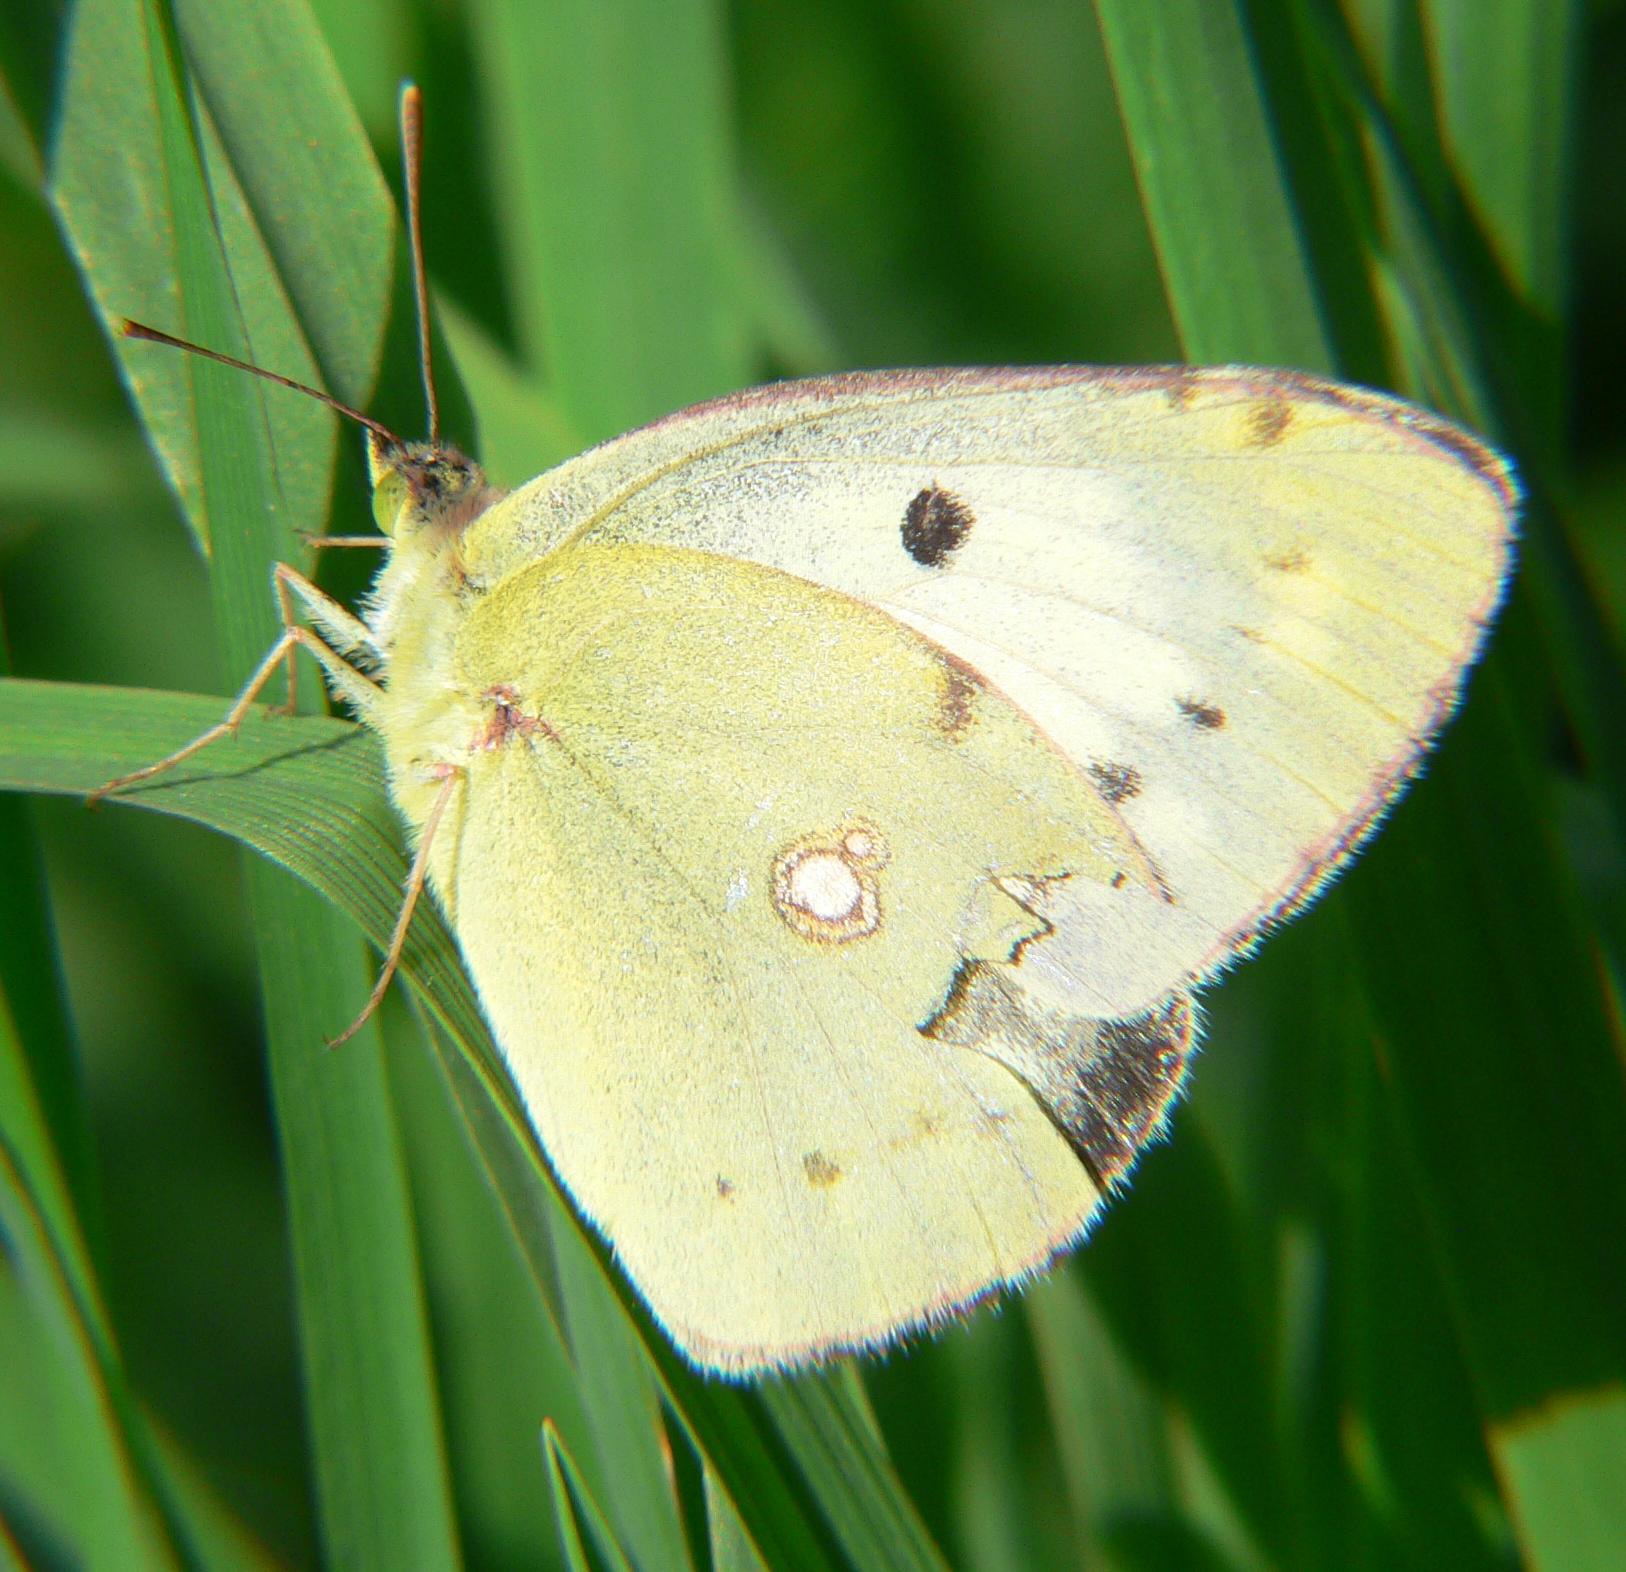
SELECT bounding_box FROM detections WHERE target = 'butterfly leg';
[328,764,462,1048]
[88,576,382,805]
[269,561,384,717]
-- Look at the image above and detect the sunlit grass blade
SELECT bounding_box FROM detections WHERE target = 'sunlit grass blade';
[1093,0,1335,370]
[706,1462,770,1572]
[465,0,755,439]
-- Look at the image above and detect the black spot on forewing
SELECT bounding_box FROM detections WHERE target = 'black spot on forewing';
[1176,697,1226,730]
[902,486,975,567]
[1089,760,1143,804]
[802,1151,842,1188]
[716,1176,736,1201]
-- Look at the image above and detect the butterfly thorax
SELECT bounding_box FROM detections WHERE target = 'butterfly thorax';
[364,435,508,833]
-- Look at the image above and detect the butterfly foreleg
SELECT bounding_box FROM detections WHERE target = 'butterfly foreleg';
[270,561,383,717]
[88,563,383,805]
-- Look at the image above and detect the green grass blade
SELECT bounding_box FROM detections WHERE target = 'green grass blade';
[0,994,177,1569]
[756,1372,950,1572]
[0,0,64,161]
[1342,673,1626,1572]
[47,0,342,556]
[1024,1269,1181,1560]
[438,300,583,489]
[1093,0,1335,369]
[1303,0,1626,832]
[421,1036,838,1572]
[0,641,99,1249]
[705,1462,770,1572]
[46,0,466,1561]
[546,1215,697,1572]
[1427,0,1578,383]
[167,0,394,407]
[543,1423,637,1572]
[1097,9,1626,1572]
[466,0,754,439]
[388,1018,580,1569]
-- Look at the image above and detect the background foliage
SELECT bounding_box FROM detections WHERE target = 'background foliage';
[1,1,1624,1568]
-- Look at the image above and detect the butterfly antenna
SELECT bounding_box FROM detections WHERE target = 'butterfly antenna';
[399,82,440,445]
[119,320,405,448]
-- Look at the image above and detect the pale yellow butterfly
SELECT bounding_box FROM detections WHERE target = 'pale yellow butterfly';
[104,89,1517,1376]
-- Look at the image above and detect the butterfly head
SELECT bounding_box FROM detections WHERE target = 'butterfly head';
[368,431,498,544]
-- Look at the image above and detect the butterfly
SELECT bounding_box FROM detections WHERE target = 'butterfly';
[101,89,1517,1377]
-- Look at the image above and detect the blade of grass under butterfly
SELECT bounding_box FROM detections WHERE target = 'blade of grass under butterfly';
[705,1462,770,1572]
[387,1005,586,1570]
[50,0,466,1562]
[0,676,858,1572]
[1024,1269,1182,1564]
[544,1206,697,1572]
